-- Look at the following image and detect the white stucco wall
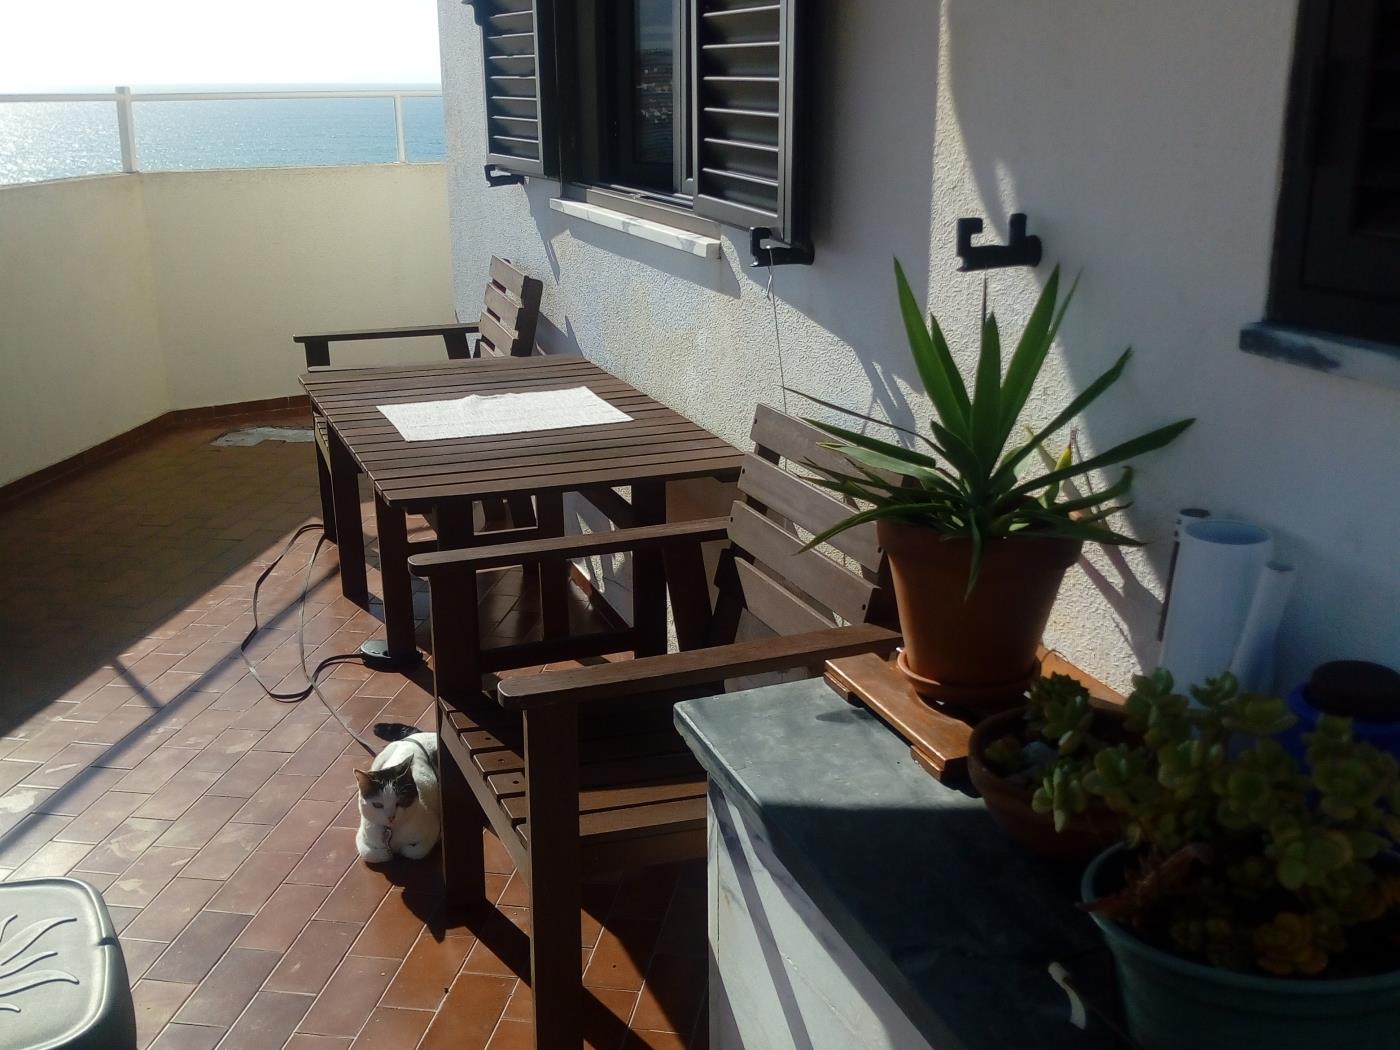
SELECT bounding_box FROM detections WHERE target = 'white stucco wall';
[0,176,168,486]
[142,164,456,409]
[0,164,454,487]
[439,0,1399,692]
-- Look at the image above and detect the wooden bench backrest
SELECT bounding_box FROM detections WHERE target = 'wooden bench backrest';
[712,404,897,645]
[477,256,544,358]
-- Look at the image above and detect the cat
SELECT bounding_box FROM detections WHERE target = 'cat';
[354,726,441,863]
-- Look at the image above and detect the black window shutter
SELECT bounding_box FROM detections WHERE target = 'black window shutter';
[473,0,558,179]
[1272,0,1400,341]
[690,0,812,259]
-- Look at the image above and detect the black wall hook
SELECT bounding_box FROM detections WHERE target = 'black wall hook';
[749,227,814,268]
[484,164,526,188]
[955,213,1042,271]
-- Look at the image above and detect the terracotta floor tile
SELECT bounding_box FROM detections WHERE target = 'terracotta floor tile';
[584,917,664,993]
[132,768,222,820]
[133,979,196,1049]
[233,882,332,952]
[612,866,682,920]
[154,794,246,849]
[303,753,361,803]
[230,771,317,824]
[261,798,342,853]
[52,790,148,844]
[382,922,477,1010]
[286,824,359,886]
[70,707,159,746]
[106,845,198,907]
[147,1022,226,1050]
[285,1036,353,1050]
[631,953,706,1035]
[8,839,93,880]
[280,729,355,775]
[171,947,280,1027]
[266,919,363,994]
[486,1019,535,1050]
[314,859,393,923]
[349,887,431,959]
[461,905,531,981]
[622,1029,691,1050]
[146,910,252,983]
[483,829,514,875]
[296,954,398,1038]
[205,748,288,798]
[349,1006,435,1049]
[654,887,706,960]
[121,937,170,981]
[164,710,239,751]
[206,849,301,913]
[111,746,199,791]
[122,877,222,941]
[219,989,314,1050]
[419,971,515,1050]
[108,904,143,933]
[76,816,171,874]
[503,983,637,1050]
[41,767,130,817]
[181,821,269,880]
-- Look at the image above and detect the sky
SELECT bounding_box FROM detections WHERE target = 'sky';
[0,0,443,91]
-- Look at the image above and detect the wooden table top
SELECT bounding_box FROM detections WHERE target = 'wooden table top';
[302,354,746,509]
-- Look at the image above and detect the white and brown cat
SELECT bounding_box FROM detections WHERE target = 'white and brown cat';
[354,725,441,863]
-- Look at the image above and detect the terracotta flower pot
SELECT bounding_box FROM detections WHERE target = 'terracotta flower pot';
[876,520,1082,712]
[968,708,1119,863]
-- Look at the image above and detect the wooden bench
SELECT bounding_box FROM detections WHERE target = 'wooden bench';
[295,257,544,550]
[409,404,902,1049]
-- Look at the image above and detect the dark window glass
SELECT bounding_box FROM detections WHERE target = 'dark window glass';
[633,0,676,170]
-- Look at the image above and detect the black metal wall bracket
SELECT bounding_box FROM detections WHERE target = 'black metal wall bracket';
[484,164,526,188]
[956,213,1042,271]
[749,227,814,268]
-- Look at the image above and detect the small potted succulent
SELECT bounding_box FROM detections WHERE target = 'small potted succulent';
[799,262,1193,711]
[1039,669,1400,1050]
[967,673,1122,862]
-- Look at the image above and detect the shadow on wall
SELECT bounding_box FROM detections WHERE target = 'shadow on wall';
[938,0,1400,686]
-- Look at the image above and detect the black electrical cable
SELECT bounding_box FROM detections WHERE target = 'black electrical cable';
[237,521,379,756]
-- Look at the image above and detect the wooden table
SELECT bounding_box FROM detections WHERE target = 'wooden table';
[301,353,745,663]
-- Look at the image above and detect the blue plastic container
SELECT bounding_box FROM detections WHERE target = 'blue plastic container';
[1278,685,1400,765]
[1083,847,1400,1050]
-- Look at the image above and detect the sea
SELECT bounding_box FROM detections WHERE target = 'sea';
[0,89,445,185]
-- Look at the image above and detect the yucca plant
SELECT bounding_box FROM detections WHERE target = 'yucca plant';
[797,260,1195,590]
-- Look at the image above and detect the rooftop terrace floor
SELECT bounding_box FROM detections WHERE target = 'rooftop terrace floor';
[0,416,707,1050]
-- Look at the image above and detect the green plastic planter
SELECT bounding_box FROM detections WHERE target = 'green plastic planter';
[1083,848,1400,1050]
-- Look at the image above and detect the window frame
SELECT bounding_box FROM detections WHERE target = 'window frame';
[1269,0,1400,345]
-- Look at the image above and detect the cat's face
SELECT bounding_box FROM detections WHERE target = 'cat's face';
[354,757,418,825]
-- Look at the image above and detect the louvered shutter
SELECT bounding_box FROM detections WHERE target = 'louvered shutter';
[690,0,810,250]
[1272,0,1400,340]
[474,0,557,178]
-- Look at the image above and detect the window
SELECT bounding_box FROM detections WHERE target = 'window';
[473,0,813,264]
[1271,0,1400,343]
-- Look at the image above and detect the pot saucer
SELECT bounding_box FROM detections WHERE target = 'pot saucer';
[895,649,1037,713]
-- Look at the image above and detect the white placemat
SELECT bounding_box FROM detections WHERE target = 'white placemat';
[376,385,632,442]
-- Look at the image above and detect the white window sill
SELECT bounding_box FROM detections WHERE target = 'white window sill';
[1239,322,1400,393]
[548,197,721,260]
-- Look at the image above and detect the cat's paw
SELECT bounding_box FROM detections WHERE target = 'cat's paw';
[398,840,432,860]
[356,840,392,864]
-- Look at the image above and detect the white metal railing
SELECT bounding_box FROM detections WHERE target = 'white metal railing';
[0,85,443,171]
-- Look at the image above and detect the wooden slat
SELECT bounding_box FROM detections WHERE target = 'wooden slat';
[501,775,707,821]
[728,502,875,625]
[734,556,836,635]
[482,281,522,331]
[486,750,702,800]
[477,312,516,357]
[736,453,882,571]
[489,255,530,298]
[472,729,689,777]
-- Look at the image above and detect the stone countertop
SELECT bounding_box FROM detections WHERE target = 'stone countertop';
[675,678,1124,1049]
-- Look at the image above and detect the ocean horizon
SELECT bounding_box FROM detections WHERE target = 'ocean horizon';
[0,84,445,185]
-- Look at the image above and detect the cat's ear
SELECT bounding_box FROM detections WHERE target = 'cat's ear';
[353,769,373,796]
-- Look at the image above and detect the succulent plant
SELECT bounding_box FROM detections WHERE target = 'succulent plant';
[1041,669,1400,976]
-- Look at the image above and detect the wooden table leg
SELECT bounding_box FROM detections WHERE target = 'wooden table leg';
[371,490,419,664]
[535,492,570,640]
[327,426,367,602]
[632,483,669,657]
[665,539,713,650]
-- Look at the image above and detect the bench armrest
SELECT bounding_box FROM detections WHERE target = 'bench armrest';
[294,322,480,344]
[495,624,901,710]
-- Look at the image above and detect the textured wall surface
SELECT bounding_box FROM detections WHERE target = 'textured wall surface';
[439,0,1400,691]
[0,163,454,485]
[0,176,168,486]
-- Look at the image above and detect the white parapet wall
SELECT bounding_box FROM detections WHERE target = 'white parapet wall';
[0,163,454,488]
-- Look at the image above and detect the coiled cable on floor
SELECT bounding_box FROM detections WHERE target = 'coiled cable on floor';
[237,521,379,756]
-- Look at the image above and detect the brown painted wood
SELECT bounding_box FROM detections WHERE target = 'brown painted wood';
[824,652,972,780]
[736,452,883,571]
